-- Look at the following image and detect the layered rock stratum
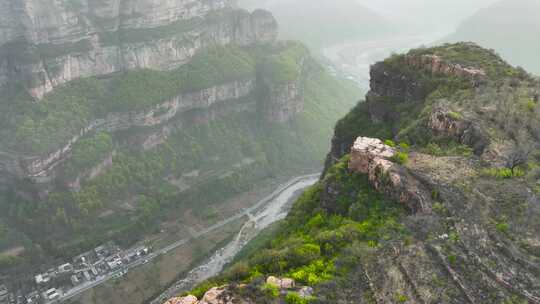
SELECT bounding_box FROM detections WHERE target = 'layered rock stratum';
[0,0,277,99]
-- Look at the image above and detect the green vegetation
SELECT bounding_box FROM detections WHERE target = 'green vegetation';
[261,283,280,298]
[0,47,360,271]
[285,292,314,304]
[395,293,409,303]
[526,99,536,112]
[423,141,473,157]
[259,43,309,84]
[0,42,318,155]
[189,157,406,301]
[407,42,523,79]
[384,139,396,147]
[495,221,510,234]
[1,45,257,154]
[447,254,457,266]
[64,133,114,178]
[482,167,525,179]
[448,111,462,120]
[391,152,409,165]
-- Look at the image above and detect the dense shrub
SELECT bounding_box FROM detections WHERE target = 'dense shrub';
[391,152,409,165]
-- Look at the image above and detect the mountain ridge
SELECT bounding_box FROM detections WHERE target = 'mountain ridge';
[172,42,540,304]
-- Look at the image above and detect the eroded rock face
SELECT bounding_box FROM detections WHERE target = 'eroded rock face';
[264,79,304,123]
[348,137,432,213]
[405,54,487,83]
[428,105,489,155]
[0,0,278,99]
[14,79,255,183]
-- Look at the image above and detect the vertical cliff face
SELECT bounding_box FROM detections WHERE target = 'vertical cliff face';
[0,0,278,99]
[0,0,231,45]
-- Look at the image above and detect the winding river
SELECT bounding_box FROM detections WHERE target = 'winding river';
[151,174,320,303]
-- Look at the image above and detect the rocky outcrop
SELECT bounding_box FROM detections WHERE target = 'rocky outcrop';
[405,53,487,83]
[164,287,235,304]
[348,137,432,213]
[428,105,489,155]
[0,0,278,99]
[366,49,487,123]
[164,277,306,304]
[0,0,231,46]
[266,276,295,289]
[325,44,494,173]
[263,79,304,123]
[12,79,255,182]
[164,295,198,304]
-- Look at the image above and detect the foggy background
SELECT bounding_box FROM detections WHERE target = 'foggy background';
[238,0,540,87]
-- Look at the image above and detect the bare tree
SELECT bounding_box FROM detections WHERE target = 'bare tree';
[505,128,534,174]
[505,149,529,174]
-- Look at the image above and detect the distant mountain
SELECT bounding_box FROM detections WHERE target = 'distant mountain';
[444,0,540,74]
[357,0,498,34]
[236,0,394,48]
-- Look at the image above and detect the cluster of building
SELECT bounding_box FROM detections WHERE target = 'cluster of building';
[4,242,150,304]
[0,283,30,304]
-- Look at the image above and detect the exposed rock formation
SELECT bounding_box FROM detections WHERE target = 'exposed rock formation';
[326,43,497,172]
[164,287,235,304]
[428,105,489,155]
[348,137,432,213]
[12,79,255,183]
[405,53,487,83]
[0,0,278,99]
[263,80,304,123]
[266,276,296,289]
[164,295,198,304]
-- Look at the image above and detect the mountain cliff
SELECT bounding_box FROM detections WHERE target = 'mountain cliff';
[0,0,361,278]
[177,43,540,303]
[0,0,277,99]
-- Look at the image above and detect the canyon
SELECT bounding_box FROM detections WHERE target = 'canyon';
[0,1,361,297]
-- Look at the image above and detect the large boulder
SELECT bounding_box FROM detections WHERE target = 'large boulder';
[348,137,432,213]
[164,295,198,304]
[200,287,234,304]
[266,276,296,289]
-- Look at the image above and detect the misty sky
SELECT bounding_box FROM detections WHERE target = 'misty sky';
[356,0,500,34]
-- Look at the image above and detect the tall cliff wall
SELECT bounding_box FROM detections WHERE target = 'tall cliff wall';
[0,0,277,99]
[16,79,256,182]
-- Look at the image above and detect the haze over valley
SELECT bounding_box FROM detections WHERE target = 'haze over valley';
[0,1,539,304]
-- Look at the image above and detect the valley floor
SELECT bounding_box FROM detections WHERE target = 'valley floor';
[64,174,318,304]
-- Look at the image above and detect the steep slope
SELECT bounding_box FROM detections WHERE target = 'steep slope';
[176,43,540,304]
[236,0,394,49]
[444,0,540,75]
[0,0,277,99]
[0,0,361,278]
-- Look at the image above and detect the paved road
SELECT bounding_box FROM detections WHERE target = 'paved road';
[51,173,320,303]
